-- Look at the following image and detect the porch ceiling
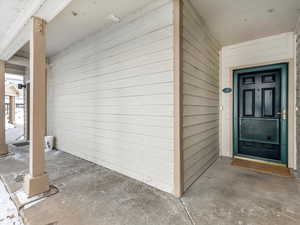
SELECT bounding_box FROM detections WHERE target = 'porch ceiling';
[0,0,37,58]
[0,0,27,41]
[46,0,153,57]
[191,0,300,46]
[0,0,72,61]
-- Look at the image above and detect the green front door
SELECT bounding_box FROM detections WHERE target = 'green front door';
[233,63,288,165]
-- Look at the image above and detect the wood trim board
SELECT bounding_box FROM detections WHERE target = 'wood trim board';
[173,0,183,197]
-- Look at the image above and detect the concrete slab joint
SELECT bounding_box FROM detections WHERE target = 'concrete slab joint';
[23,17,49,197]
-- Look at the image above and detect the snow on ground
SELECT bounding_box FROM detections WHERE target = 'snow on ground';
[0,180,24,225]
[5,121,14,129]
[5,108,24,144]
[5,108,24,130]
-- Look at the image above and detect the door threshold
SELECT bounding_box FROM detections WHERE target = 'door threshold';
[234,156,286,167]
[232,157,291,177]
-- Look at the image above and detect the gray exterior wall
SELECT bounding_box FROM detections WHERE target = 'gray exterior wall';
[296,17,300,174]
[47,0,174,193]
[182,0,220,190]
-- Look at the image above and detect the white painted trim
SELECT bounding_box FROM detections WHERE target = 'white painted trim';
[295,16,300,171]
[219,48,223,157]
[292,33,297,170]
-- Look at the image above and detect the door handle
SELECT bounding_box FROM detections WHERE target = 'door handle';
[276,110,287,120]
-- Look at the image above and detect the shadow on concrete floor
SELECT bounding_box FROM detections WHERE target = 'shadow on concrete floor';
[0,145,300,225]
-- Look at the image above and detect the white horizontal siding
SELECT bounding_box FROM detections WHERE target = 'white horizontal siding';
[182,0,220,191]
[47,0,174,193]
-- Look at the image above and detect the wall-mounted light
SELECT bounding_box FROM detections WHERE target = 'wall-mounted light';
[18,84,26,89]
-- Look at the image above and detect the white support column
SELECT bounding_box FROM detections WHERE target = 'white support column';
[0,61,8,156]
[24,17,49,197]
[8,96,16,126]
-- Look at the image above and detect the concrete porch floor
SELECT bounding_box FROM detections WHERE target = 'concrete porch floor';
[1,145,300,225]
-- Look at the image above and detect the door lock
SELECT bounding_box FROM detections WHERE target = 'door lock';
[276,110,287,120]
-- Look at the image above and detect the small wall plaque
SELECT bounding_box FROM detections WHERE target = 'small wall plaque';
[222,88,232,93]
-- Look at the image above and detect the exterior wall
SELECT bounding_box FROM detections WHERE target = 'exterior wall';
[220,32,296,169]
[24,67,30,141]
[296,17,300,173]
[182,0,220,191]
[47,0,174,193]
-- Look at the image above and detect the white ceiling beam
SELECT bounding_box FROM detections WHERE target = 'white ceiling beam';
[0,0,47,60]
[0,0,73,61]
[1,22,31,62]
[7,56,29,68]
[35,0,74,22]
[5,64,26,76]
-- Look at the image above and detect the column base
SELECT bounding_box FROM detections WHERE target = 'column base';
[24,174,49,197]
[0,144,8,156]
